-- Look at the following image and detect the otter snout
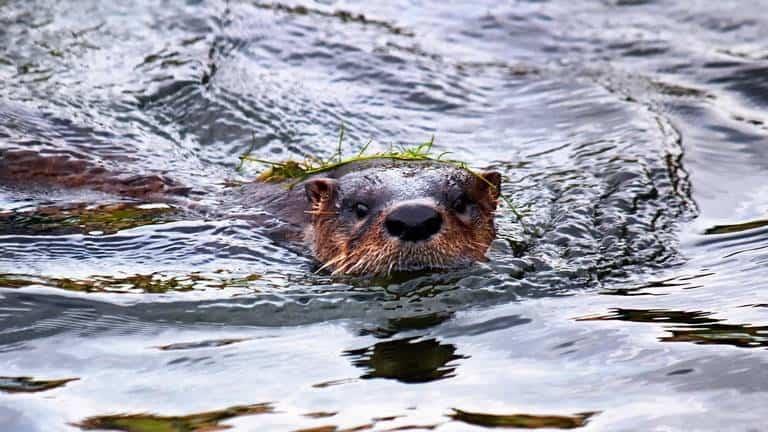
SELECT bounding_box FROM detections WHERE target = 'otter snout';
[385,203,443,242]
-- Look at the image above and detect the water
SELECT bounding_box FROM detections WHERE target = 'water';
[1,0,767,430]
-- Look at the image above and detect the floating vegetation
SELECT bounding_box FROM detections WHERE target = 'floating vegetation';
[449,409,597,429]
[0,272,262,294]
[0,376,78,393]
[0,202,178,235]
[75,403,274,432]
[238,127,523,221]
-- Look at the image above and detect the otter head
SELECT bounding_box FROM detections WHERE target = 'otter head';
[303,162,501,276]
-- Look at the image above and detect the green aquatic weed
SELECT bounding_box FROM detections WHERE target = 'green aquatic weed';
[237,126,524,222]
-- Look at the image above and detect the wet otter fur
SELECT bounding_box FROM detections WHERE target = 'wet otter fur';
[241,160,502,275]
[1,149,501,276]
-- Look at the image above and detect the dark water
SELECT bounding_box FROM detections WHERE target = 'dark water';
[1,0,767,430]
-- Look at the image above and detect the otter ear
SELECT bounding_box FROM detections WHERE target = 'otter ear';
[476,171,502,200]
[305,178,338,205]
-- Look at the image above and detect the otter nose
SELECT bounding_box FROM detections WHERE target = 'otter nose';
[385,204,443,242]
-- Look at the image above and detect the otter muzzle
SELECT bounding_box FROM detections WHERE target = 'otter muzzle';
[385,203,442,242]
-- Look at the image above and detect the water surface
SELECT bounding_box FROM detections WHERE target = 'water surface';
[1,0,768,430]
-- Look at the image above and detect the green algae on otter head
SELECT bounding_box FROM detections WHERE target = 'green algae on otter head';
[237,131,525,222]
[234,129,524,276]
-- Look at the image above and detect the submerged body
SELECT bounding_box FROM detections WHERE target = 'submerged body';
[1,146,501,275]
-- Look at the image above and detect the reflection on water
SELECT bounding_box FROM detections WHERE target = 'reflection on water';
[664,323,768,348]
[345,337,463,383]
[579,308,719,325]
[581,308,768,349]
[155,338,250,351]
[449,409,596,430]
[0,202,179,235]
[76,403,274,432]
[2,0,768,430]
[364,312,454,338]
[0,376,78,394]
[0,271,262,294]
[704,218,768,235]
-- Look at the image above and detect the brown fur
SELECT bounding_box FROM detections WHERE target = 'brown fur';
[0,150,190,198]
[308,173,499,276]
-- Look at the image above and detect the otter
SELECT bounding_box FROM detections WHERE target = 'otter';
[1,149,501,276]
[239,160,502,275]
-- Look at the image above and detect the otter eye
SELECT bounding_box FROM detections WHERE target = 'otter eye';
[354,202,369,219]
[452,194,469,213]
